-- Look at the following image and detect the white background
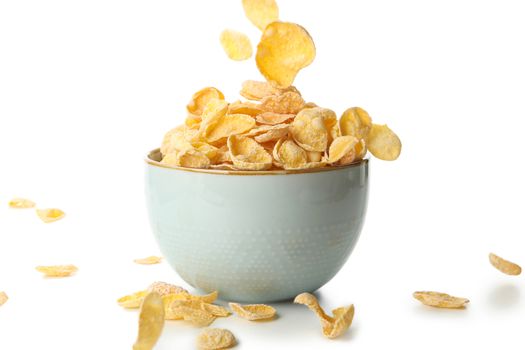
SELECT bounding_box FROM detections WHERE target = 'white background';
[1,0,524,349]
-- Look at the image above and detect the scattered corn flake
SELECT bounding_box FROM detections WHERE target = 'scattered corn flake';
[294,292,354,339]
[0,291,7,307]
[340,107,372,140]
[36,208,65,223]
[261,91,305,114]
[8,198,36,209]
[133,292,165,350]
[290,107,328,152]
[228,135,272,170]
[366,124,401,161]
[187,87,225,116]
[413,291,469,309]
[148,282,187,296]
[197,328,236,350]
[255,111,295,125]
[229,302,276,321]
[36,264,77,277]
[168,300,216,326]
[328,136,359,164]
[118,290,149,309]
[256,22,316,88]
[162,290,219,305]
[205,114,256,143]
[489,253,522,275]
[134,256,163,265]
[242,0,279,31]
[220,29,253,61]
[202,303,231,317]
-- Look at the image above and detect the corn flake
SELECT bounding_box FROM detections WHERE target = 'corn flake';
[197,328,236,350]
[229,302,276,321]
[241,80,289,101]
[290,107,328,152]
[261,91,305,114]
[253,124,289,143]
[340,107,372,139]
[275,138,307,169]
[328,136,359,164]
[227,101,263,116]
[256,112,295,125]
[187,87,225,116]
[220,29,253,61]
[413,291,469,309]
[8,198,36,209]
[489,253,522,275]
[294,292,354,339]
[366,124,401,160]
[148,282,187,296]
[36,208,65,223]
[133,292,165,350]
[242,0,279,31]
[168,300,216,326]
[205,114,256,143]
[36,264,77,277]
[256,22,316,88]
[118,290,149,309]
[134,256,163,265]
[0,291,7,307]
[228,135,272,170]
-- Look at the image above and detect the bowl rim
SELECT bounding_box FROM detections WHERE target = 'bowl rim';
[146,148,368,176]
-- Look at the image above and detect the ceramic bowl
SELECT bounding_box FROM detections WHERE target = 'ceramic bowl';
[145,149,369,302]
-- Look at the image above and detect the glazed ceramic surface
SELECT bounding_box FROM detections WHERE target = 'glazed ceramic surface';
[145,149,369,302]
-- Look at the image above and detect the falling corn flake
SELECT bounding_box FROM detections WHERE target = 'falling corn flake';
[134,256,163,265]
[220,29,253,61]
[133,292,165,350]
[229,302,276,321]
[242,0,279,31]
[0,291,8,307]
[256,22,316,88]
[8,198,36,209]
[294,292,354,339]
[197,328,236,350]
[36,264,78,277]
[36,208,65,223]
[489,253,522,276]
[413,291,469,309]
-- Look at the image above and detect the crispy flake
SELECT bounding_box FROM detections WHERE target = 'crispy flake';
[133,292,165,350]
[220,29,253,61]
[489,253,522,275]
[413,291,469,309]
[36,264,77,277]
[196,328,236,350]
[36,208,65,223]
[229,302,276,321]
[8,198,35,209]
[134,256,163,265]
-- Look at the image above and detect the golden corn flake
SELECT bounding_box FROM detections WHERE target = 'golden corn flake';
[185,113,201,128]
[193,142,219,161]
[0,291,7,307]
[227,100,263,116]
[205,114,256,143]
[36,208,65,223]
[240,80,283,101]
[220,29,253,61]
[175,149,211,168]
[253,124,289,143]
[202,303,231,317]
[197,328,236,350]
[294,292,354,339]
[489,253,522,276]
[148,282,188,296]
[134,256,163,265]
[187,87,225,116]
[163,290,219,305]
[161,126,191,156]
[36,264,77,277]
[242,0,279,31]
[340,107,372,139]
[255,112,294,125]
[290,107,328,152]
[256,22,316,88]
[413,291,469,309]
[306,151,322,163]
[328,136,359,164]
[8,198,36,209]
[261,91,305,114]
[275,138,307,169]
[228,135,272,170]
[118,290,149,309]
[168,300,216,326]
[200,98,230,133]
[210,163,236,170]
[133,292,165,350]
[366,124,401,161]
[229,302,276,321]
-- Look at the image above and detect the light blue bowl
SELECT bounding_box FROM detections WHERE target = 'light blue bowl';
[145,149,369,302]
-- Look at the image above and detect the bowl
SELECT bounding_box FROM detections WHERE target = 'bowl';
[145,148,369,302]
